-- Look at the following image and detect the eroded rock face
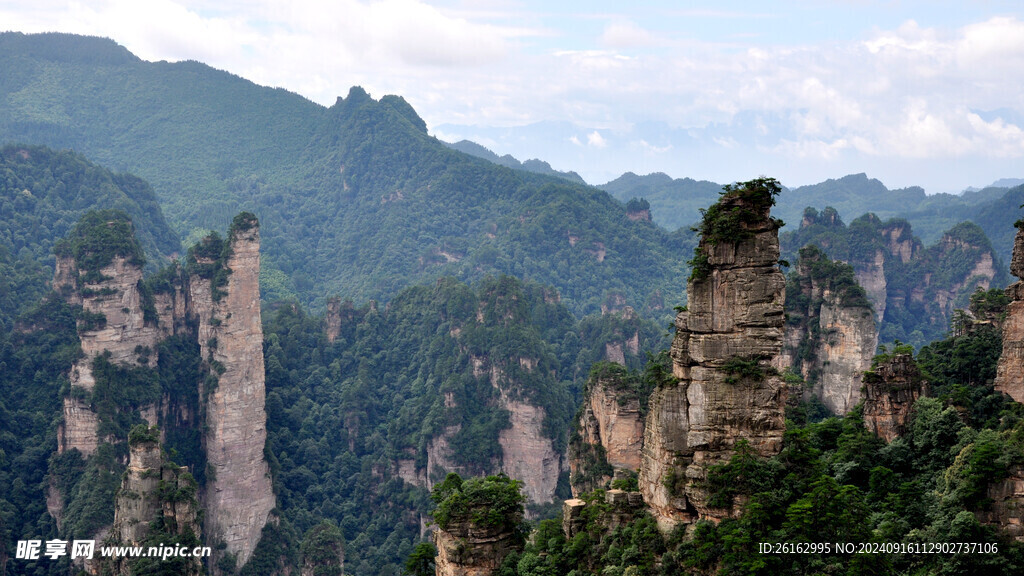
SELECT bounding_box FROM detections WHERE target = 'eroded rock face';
[498,391,562,504]
[570,368,646,495]
[57,255,164,456]
[640,187,787,531]
[854,249,887,322]
[325,297,342,344]
[977,465,1024,542]
[106,432,202,576]
[862,353,926,442]
[780,247,877,415]
[434,520,520,576]
[995,227,1024,403]
[190,221,275,568]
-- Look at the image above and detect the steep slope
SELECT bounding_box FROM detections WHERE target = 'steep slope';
[779,245,877,414]
[0,32,692,317]
[40,210,276,574]
[640,178,787,530]
[445,139,586,184]
[782,209,1008,348]
[602,170,1011,246]
[995,225,1024,403]
[0,144,180,267]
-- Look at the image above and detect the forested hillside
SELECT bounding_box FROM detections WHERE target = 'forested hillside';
[781,208,1009,347]
[600,171,1020,259]
[0,32,692,317]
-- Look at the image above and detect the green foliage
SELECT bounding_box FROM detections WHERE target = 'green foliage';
[431,473,526,532]
[298,521,345,576]
[688,177,782,282]
[721,355,778,384]
[0,144,178,272]
[695,177,782,243]
[0,38,695,318]
[258,274,656,576]
[783,211,1010,348]
[404,541,437,576]
[53,209,145,282]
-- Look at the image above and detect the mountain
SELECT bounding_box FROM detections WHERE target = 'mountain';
[0,144,180,267]
[600,171,1017,248]
[598,172,723,232]
[0,32,691,318]
[781,208,1009,348]
[444,140,586,184]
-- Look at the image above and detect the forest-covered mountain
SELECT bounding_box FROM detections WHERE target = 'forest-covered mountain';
[781,208,1009,348]
[599,171,1022,258]
[444,140,586,184]
[0,32,691,317]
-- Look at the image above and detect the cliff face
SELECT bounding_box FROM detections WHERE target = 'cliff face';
[189,217,275,567]
[779,246,877,415]
[57,255,163,455]
[106,429,202,576]
[995,227,1024,403]
[497,390,562,504]
[434,520,521,576]
[640,182,787,530]
[50,212,276,575]
[977,465,1024,542]
[862,353,926,442]
[569,365,646,496]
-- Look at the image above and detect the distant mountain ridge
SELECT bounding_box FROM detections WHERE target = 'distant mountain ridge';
[600,170,1023,264]
[444,139,586,184]
[0,32,691,317]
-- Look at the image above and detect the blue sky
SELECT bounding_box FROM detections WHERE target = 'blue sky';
[2,0,1023,192]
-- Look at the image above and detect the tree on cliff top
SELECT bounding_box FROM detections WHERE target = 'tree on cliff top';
[689,176,783,281]
[430,472,526,533]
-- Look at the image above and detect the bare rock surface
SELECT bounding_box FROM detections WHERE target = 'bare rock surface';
[640,185,787,531]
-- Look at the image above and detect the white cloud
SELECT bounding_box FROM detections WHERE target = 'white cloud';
[600,20,657,49]
[2,3,1024,189]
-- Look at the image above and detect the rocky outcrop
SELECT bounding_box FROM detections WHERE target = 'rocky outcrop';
[570,365,646,495]
[854,249,887,321]
[57,253,164,456]
[434,521,520,576]
[497,391,562,504]
[105,427,202,576]
[48,212,276,575]
[189,215,275,568]
[780,246,877,415]
[862,353,926,442]
[326,296,342,343]
[640,181,787,530]
[995,227,1024,403]
[579,376,644,471]
[977,465,1024,542]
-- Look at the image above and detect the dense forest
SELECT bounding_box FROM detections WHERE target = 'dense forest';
[0,32,693,318]
[781,207,1009,347]
[430,290,1024,576]
[2,30,1024,576]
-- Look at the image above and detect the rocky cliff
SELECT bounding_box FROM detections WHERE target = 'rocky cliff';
[48,211,276,574]
[782,211,1005,348]
[105,425,202,576]
[977,465,1024,542]
[55,251,164,455]
[569,363,647,495]
[189,214,275,568]
[995,226,1024,403]
[779,245,877,414]
[434,520,520,576]
[862,353,926,442]
[639,179,787,530]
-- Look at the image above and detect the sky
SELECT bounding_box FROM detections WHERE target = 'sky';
[2,0,1024,192]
